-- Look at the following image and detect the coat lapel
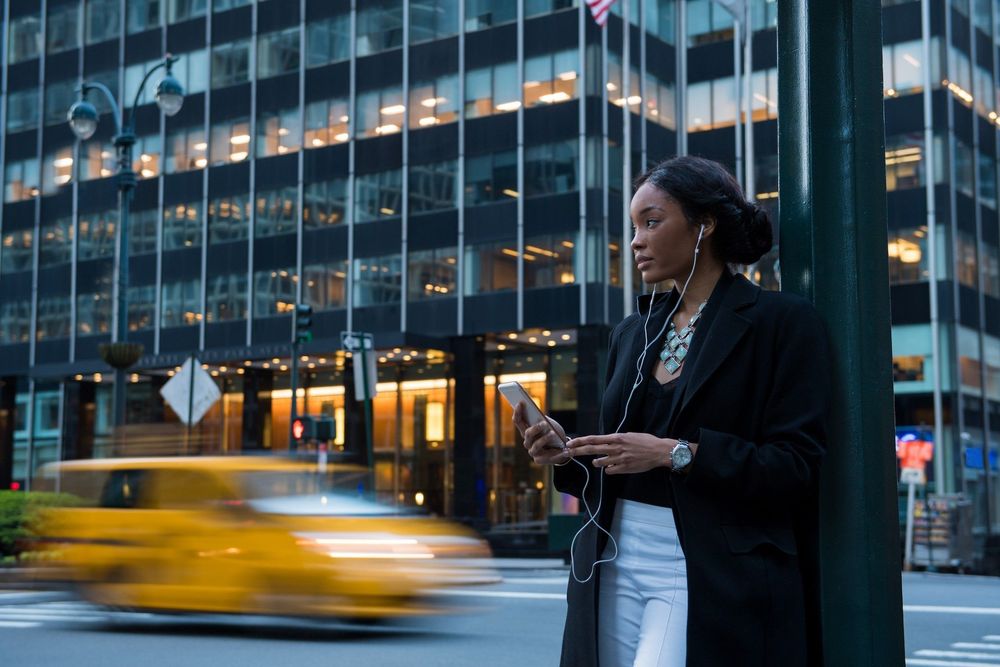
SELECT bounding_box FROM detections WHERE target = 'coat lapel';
[668,272,758,428]
[617,288,679,431]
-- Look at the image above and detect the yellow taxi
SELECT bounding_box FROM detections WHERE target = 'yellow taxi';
[31,456,497,619]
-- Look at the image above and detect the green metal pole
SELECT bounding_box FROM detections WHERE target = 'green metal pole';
[778,1,904,665]
[359,341,375,497]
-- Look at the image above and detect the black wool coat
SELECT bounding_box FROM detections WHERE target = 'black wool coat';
[555,270,831,667]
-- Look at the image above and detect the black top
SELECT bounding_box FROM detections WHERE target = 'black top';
[618,376,678,508]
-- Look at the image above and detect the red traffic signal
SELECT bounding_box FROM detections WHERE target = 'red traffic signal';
[292,417,307,440]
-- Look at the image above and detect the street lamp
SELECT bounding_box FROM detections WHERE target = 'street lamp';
[68,54,184,430]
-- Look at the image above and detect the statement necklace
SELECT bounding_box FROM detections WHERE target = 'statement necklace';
[659,301,707,374]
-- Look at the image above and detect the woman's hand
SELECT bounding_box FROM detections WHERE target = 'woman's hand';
[566,433,676,474]
[513,402,571,466]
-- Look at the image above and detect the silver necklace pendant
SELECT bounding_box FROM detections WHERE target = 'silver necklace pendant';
[660,301,707,374]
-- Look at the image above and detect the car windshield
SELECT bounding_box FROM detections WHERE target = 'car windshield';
[237,470,412,516]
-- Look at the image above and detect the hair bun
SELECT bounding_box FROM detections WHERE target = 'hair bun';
[734,202,773,265]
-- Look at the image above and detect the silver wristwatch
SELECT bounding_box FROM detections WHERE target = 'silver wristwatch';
[671,439,694,474]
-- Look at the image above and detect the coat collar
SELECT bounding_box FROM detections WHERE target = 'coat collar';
[617,270,759,432]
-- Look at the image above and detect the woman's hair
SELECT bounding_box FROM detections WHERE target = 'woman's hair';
[633,155,773,265]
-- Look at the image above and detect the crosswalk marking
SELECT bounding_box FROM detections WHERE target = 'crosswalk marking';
[0,621,39,628]
[952,643,1000,650]
[904,605,1000,616]
[907,659,1000,667]
[987,637,1000,642]
[916,650,1000,660]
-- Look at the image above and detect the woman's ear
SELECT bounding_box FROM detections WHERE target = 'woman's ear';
[699,217,717,238]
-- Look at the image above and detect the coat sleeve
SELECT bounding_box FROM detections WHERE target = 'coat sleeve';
[552,325,622,499]
[684,300,830,504]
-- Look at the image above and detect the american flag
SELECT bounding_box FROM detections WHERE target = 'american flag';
[585,0,617,27]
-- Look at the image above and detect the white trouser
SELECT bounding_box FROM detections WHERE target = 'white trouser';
[598,499,688,667]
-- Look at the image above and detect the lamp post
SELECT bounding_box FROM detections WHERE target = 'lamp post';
[68,54,184,429]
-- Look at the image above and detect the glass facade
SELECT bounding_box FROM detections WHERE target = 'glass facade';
[1,0,997,559]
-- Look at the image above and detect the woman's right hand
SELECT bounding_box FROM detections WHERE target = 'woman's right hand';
[513,402,572,466]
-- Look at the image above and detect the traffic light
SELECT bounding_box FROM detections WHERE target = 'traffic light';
[291,415,316,441]
[294,303,313,344]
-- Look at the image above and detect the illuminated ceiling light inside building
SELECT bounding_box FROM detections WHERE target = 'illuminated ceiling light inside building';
[547,341,556,347]
[380,207,396,215]
[558,71,577,81]
[903,54,920,67]
[280,365,288,371]
[211,370,219,376]
[502,188,519,198]
[421,97,444,107]
[53,156,74,168]
[528,336,537,343]
[375,124,400,135]
[561,334,571,341]
[195,158,207,167]
[193,142,207,151]
[312,138,326,147]
[418,116,439,126]
[497,344,507,351]
[507,332,517,340]
[542,330,551,336]
[140,153,152,163]
[272,358,280,364]
[230,134,250,145]
[263,362,271,369]
[94,373,103,383]
[244,360,252,366]
[54,175,72,185]
[141,169,155,178]
[202,363,209,369]
[334,132,349,142]
[237,368,245,374]
[495,101,521,112]
[74,374,83,381]
[229,151,248,161]
[380,104,406,115]
[414,492,425,506]
[278,127,289,136]
[539,92,571,104]
[403,355,412,361]
[319,357,327,364]
[626,95,642,105]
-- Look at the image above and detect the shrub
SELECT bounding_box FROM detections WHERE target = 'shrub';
[0,491,80,564]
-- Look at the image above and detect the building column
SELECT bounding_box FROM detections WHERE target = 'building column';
[574,325,611,437]
[241,368,272,452]
[0,377,17,489]
[342,358,370,469]
[61,381,96,461]
[452,335,487,528]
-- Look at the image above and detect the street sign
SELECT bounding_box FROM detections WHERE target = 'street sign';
[159,357,221,426]
[340,331,377,401]
[901,467,926,485]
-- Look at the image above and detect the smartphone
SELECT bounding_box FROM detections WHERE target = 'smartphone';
[498,381,565,448]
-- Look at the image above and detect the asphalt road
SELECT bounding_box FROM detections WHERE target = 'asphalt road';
[0,570,998,666]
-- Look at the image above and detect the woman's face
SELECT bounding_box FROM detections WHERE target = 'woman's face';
[629,182,704,285]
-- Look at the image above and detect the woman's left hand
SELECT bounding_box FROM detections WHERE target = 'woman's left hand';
[566,433,675,475]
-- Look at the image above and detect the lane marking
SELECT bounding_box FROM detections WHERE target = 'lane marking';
[434,589,566,600]
[499,577,569,585]
[0,621,40,628]
[916,650,1000,660]
[986,637,1000,642]
[907,660,1000,667]
[905,606,1000,616]
[953,643,1000,650]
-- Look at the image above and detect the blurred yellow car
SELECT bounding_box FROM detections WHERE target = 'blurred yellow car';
[31,457,497,619]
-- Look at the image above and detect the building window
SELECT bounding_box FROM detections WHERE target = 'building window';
[78,210,118,261]
[127,285,156,331]
[887,228,931,285]
[210,118,251,165]
[956,230,978,289]
[47,4,80,54]
[8,14,41,64]
[128,0,164,33]
[303,262,349,310]
[39,217,74,267]
[463,241,518,294]
[42,146,73,194]
[77,283,113,336]
[86,0,121,44]
[686,0,733,47]
[3,158,40,202]
[163,201,202,250]
[409,160,458,214]
[304,179,347,230]
[357,1,404,57]
[355,170,403,222]
[132,135,162,179]
[167,126,208,172]
[36,296,72,341]
[168,0,207,23]
[258,27,300,79]
[523,234,577,288]
[212,40,251,88]
[127,51,208,106]
[356,88,405,138]
[208,194,251,243]
[0,301,32,343]
[161,278,202,327]
[214,0,251,11]
[410,0,459,44]
[643,73,676,130]
[45,79,79,125]
[686,76,737,133]
[524,141,578,197]
[525,0,577,17]
[6,89,39,133]
[206,274,248,322]
[253,268,297,317]
[750,68,779,122]
[409,75,459,128]
[983,243,1000,299]
[465,0,516,31]
[979,152,997,210]
[645,0,676,43]
[883,39,940,98]
[81,140,117,181]
[306,14,351,67]
[464,62,519,118]
[524,50,578,108]
[885,133,925,192]
[305,98,350,147]
[130,209,159,256]
[255,188,298,238]
[353,255,402,306]
[954,139,975,199]
[893,356,925,382]
[465,150,517,206]
[1,230,34,274]
[256,108,302,157]
[408,248,457,299]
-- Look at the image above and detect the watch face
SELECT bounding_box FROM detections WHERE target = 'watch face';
[673,444,693,469]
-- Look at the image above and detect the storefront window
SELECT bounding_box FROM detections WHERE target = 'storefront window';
[206,273,248,322]
[408,247,458,299]
[305,98,350,147]
[409,75,459,128]
[162,278,202,327]
[523,234,577,288]
[208,194,251,243]
[409,160,458,213]
[255,188,298,238]
[524,50,578,108]
[306,14,351,67]
[357,1,404,56]
[163,201,202,250]
[354,255,403,306]
[355,170,403,222]
[464,150,517,205]
[304,179,347,229]
[256,108,302,157]
[464,241,518,294]
[410,0,459,43]
[258,27,300,79]
[465,62,519,118]
[524,141,578,197]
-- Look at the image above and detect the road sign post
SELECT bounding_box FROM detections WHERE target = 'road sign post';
[341,332,376,496]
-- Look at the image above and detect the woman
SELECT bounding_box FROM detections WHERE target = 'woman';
[515,156,830,667]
